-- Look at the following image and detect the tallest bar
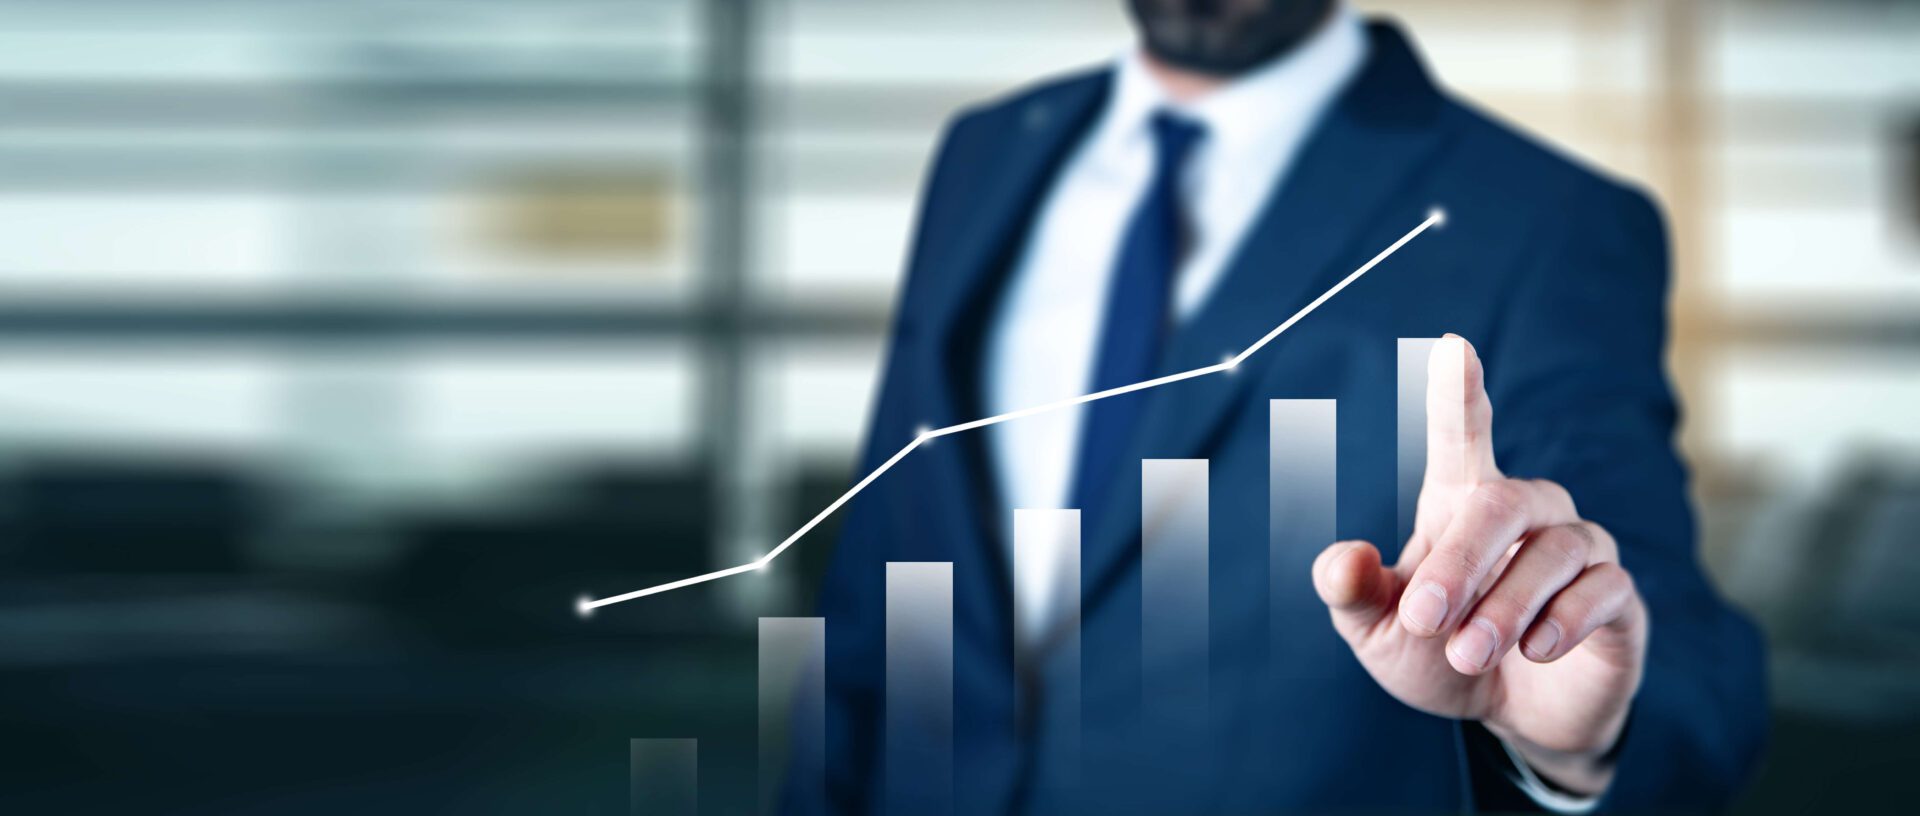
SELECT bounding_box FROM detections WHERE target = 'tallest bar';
[1397,338,1438,545]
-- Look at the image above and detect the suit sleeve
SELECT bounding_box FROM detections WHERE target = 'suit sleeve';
[1481,183,1769,812]
[779,109,983,816]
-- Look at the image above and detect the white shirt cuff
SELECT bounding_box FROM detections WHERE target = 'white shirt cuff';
[1497,735,1602,814]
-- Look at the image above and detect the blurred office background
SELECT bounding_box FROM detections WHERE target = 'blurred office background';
[0,0,1913,812]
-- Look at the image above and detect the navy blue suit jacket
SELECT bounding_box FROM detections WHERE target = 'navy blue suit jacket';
[793,20,1765,815]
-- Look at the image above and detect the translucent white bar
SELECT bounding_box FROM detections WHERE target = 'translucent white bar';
[1012,508,1080,786]
[759,617,825,814]
[1398,338,1439,545]
[629,738,697,816]
[1140,459,1209,731]
[886,561,953,815]
[1270,399,1337,676]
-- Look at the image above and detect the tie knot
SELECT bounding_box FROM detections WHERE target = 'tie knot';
[1148,110,1207,171]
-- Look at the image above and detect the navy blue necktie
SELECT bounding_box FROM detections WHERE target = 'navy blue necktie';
[1069,111,1207,511]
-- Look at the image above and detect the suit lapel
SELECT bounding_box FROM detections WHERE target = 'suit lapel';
[1076,22,1458,613]
[914,71,1111,435]
[906,71,1112,611]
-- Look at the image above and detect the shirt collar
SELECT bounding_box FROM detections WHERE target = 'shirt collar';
[1101,3,1366,162]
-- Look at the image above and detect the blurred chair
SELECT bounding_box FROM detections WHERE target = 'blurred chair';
[387,462,715,643]
[8,460,261,575]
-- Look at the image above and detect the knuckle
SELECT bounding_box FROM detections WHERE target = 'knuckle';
[1568,520,1601,546]
[1466,480,1528,529]
[1579,520,1620,561]
[1531,478,1576,514]
[1434,543,1484,584]
[1551,591,1597,629]
[1471,480,1528,517]
[1588,561,1631,592]
[1606,564,1639,603]
[1550,524,1595,566]
[1559,563,1633,628]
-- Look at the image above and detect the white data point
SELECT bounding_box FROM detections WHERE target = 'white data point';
[1428,206,1447,227]
[575,594,596,619]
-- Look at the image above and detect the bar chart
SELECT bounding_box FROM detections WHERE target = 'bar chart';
[629,351,1446,812]
[621,215,1443,812]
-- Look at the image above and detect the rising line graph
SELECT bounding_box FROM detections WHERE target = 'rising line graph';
[578,207,1446,615]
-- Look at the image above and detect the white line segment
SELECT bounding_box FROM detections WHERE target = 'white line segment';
[578,207,1445,616]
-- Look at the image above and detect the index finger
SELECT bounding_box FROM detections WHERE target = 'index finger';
[1424,334,1500,491]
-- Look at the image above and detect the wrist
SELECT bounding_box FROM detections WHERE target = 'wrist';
[1483,719,1624,797]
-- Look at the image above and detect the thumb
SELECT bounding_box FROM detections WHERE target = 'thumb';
[1312,540,1399,642]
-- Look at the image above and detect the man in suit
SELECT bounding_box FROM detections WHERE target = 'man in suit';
[791,1,1767,812]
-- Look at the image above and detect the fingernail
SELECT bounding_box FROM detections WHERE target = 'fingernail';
[1523,620,1562,660]
[1452,618,1498,670]
[1403,582,1448,634]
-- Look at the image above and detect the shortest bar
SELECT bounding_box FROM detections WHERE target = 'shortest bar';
[630,738,697,816]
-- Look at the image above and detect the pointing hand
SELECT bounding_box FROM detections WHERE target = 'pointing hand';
[1312,335,1646,796]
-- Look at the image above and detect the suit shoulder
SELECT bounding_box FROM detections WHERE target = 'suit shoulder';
[1432,93,1661,225]
[914,65,1110,211]
[1419,93,1671,315]
[939,65,1112,146]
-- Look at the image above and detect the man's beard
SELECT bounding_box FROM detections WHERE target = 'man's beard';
[1126,0,1336,76]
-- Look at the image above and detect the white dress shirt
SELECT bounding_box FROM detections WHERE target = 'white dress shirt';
[979,7,1599,811]
[986,6,1365,645]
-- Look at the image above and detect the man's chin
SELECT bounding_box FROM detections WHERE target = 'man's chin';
[1139,42,1272,78]
[1126,0,1335,77]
